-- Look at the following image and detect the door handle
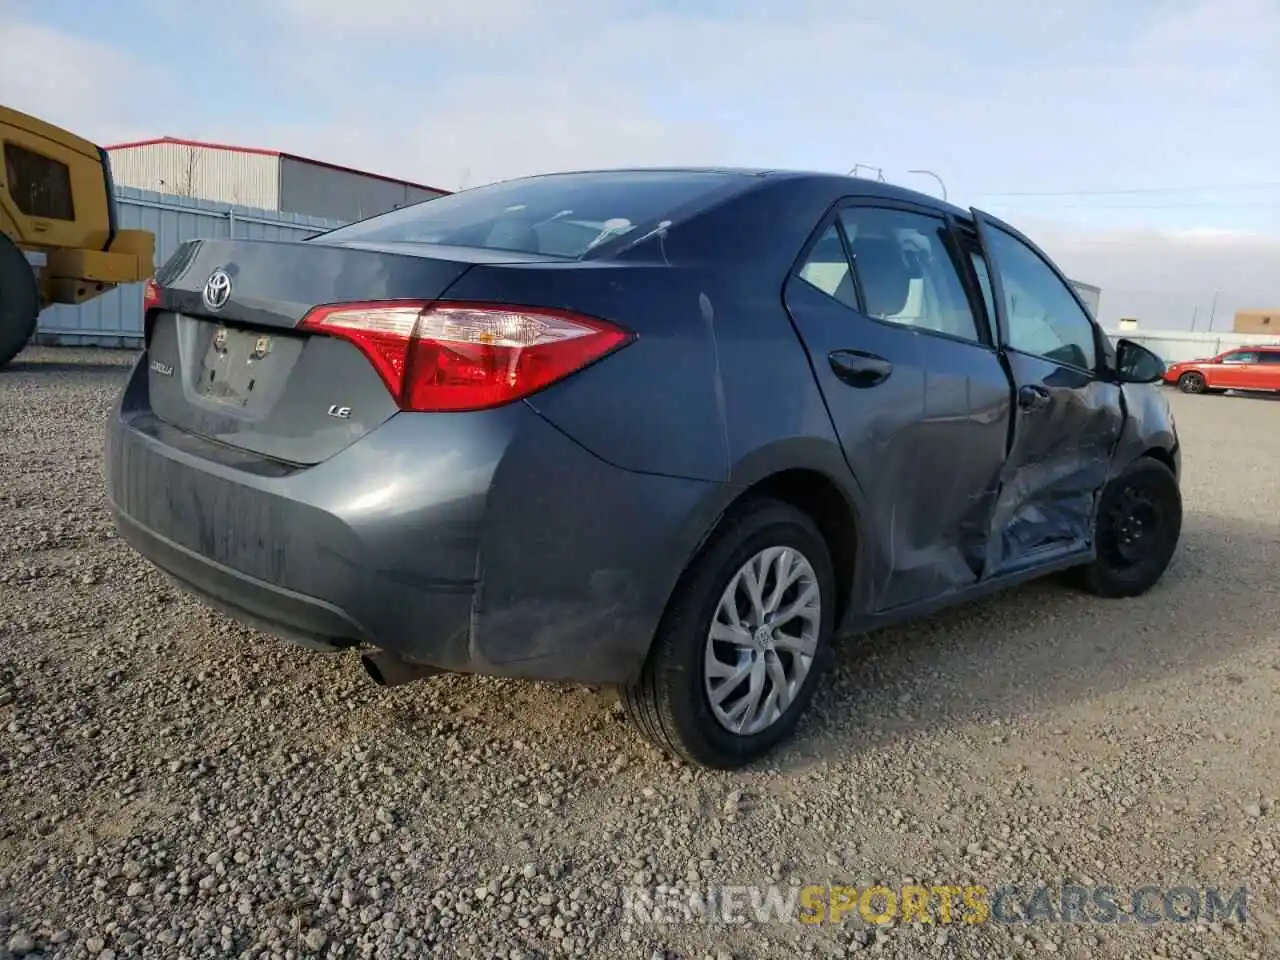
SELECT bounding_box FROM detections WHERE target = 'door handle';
[829,350,893,388]
[1017,384,1052,411]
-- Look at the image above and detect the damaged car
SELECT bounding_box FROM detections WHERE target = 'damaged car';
[105,168,1182,769]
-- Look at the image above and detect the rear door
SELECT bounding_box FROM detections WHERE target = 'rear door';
[1257,350,1280,390]
[1212,350,1261,390]
[970,209,1124,574]
[783,199,1013,611]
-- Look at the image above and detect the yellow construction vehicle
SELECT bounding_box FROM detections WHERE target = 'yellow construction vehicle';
[0,105,155,368]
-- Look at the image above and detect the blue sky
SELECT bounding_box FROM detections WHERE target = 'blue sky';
[2,0,1277,326]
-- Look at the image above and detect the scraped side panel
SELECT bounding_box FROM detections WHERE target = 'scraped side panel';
[985,352,1124,574]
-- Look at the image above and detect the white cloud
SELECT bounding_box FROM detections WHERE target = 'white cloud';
[1030,223,1280,328]
[0,20,159,145]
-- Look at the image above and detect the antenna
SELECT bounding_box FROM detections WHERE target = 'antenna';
[847,163,887,182]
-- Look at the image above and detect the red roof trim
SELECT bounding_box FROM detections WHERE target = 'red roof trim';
[104,136,279,157]
[102,136,451,194]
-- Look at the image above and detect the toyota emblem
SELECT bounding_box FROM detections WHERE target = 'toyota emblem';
[202,268,233,312]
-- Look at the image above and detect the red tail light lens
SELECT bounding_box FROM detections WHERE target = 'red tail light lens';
[142,278,163,344]
[142,277,161,312]
[299,301,634,412]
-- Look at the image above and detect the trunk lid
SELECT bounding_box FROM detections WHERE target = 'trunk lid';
[144,237,516,465]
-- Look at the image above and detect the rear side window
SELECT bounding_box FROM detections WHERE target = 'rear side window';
[1259,351,1280,364]
[796,225,858,309]
[4,143,75,221]
[839,207,982,342]
[794,208,983,343]
[311,170,749,258]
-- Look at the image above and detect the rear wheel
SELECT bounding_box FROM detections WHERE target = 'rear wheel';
[1074,458,1182,598]
[1177,371,1206,394]
[622,499,835,769]
[0,234,40,370]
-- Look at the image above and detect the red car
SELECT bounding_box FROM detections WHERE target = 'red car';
[1162,345,1280,394]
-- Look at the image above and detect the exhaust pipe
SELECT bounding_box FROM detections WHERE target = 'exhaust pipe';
[360,651,443,687]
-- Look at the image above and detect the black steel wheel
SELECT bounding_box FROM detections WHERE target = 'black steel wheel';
[1074,458,1182,598]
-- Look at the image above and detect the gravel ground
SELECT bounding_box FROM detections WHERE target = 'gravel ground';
[1,345,1278,960]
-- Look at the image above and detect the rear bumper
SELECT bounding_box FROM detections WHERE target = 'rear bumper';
[110,505,370,652]
[105,356,722,684]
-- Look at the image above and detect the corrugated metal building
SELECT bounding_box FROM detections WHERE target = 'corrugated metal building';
[104,137,449,222]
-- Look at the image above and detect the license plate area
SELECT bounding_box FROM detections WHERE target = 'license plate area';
[198,325,291,409]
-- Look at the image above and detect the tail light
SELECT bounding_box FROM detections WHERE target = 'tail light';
[299,301,634,412]
[142,278,162,344]
[142,277,161,312]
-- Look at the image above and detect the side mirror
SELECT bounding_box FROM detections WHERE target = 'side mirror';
[1115,338,1166,384]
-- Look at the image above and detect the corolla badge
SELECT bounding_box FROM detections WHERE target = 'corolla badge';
[202,268,233,312]
[149,359,174,377]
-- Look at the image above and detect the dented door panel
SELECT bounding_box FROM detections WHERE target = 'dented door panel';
[984,351,1123,572]
[970,208,1126,574]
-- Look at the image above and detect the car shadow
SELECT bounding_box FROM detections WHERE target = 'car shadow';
[781,509,1275,766]
[1223,390,1280,402]
[2,359,135,376]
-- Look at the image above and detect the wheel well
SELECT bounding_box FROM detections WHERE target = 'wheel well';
[734,469,858,622]
[1141,446,1177,476]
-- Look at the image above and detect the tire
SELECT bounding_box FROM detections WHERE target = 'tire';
[1177,371,1206,394]
[622,498,836,769]
[1073,458,1182,599]
[0,234,40,370]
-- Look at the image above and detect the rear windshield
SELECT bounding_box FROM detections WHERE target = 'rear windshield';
[311,170,748,258]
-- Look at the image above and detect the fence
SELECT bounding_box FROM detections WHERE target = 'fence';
[34,187,345,348]
[1104,328,1280,364]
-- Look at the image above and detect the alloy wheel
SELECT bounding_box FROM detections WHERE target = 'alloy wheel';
[1178,372,1205,394]
[703,546,821,736]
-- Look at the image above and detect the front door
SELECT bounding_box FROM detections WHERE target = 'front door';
[970,209,1125,575]
[783,200,1012,612]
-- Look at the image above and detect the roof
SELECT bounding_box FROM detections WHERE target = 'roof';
[0,105,102,160]
[484,166,976,220]
[103,136,450,194]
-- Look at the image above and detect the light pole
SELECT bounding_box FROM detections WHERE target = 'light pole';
[1208,289,1220,331]
[907,169,948,202]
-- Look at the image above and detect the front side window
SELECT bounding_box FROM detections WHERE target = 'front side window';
[983,226,1098,371]
[1221,351,1258,364]
[967,248,998,343]
[4,143,75,221]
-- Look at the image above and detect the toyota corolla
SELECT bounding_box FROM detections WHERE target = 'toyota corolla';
[105,168,1182,769]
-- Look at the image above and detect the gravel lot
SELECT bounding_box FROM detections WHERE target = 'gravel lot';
[1,346,1278,960]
